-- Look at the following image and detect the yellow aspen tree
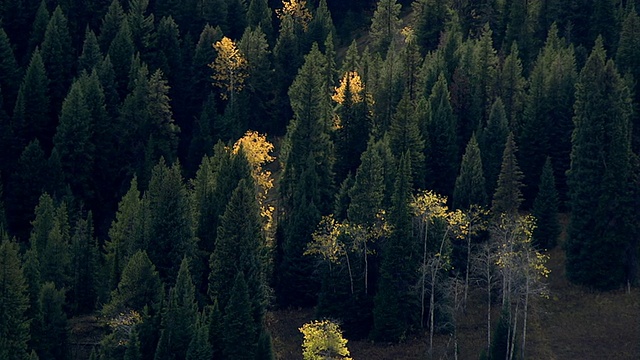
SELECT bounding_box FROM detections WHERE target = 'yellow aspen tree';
[276,0,312,31]
[299,320,352,360]
[209,36,248,101]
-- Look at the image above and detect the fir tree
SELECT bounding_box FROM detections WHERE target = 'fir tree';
[99,0,126,52]
[0,237,30,360]
[226,0,248,39]
[566,37,634,289]
[247,0,273,39]
[453,134,487,209]
[0,27,21,112]
[124,329,142,360]
[412,0,448,54]
[13,48,50,148]
[531,157,560,250]
[39,202,72,289]
[78,28,102,73]
[185,311,213,360]
[41,6,74,117]
[70,212,100,314]
[369,0,402,55]
[108,18,134,98]
[372,152,416,342]
[206,300,224,359]
[126,0,154,55]
[497,42,526,131]
[389,91,426,188]
[28,0,50,57]
[480,97,509,199]
[347,139,385,226]
[616,6,640,151]
[32,282,68,360]
[492,132,524,217]
[223,273,257,360]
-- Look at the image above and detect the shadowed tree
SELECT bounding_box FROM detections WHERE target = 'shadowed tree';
[0,236,30,360]
[454,134,487,209]
[369,0,402,55]
[13,48,50,149]
[531,157,559,250]
[492,132,524,217]
[41,6,74,118]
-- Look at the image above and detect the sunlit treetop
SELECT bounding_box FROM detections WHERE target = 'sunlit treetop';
[299,319,352,360]
[277,0,312,31]
[332,71,365,104]
[210,36,248,100]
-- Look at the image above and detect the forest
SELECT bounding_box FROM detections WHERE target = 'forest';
[0,0,639,359]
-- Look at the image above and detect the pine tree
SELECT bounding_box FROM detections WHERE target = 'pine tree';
[425,74,458,196]
[247,0,273,40]
[480,97,509,199]
[372,152,416,342]
[41,6,74,118]
[0,237,30,360]
[28,0,50,57]
[155,257,198,360]
[566,37,634,289]
[78,28,102,73]
[412,0,448,54]
[492,132,524,217]
[497,42,526,131]
[108,18,134,98]
[146,69,180,163]
[126,0,154,55]
[206,299,224,359]
[124,329,142,360]
[226,0,248,39]
[0,27,21,112]
[454,134,487,209]
[185,311,213,360]
[32,282,68,360]
[389,91,426,188]
[222,273,257,360]
[13,48,50,148]
[103,250,162,316]
[70,212,100,314]
[617,7,640,151]
[369,0,402,55]
[39,202,72,289]
[348,139,385,226]
[99,0,126,52]
[145,159,196,282]
[531,157,560,250]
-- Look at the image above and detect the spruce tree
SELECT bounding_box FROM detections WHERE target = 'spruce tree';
[0,27,21,112]
[247,0,273,40]
[0,237,30,360]
[566,38,634,289]
[32,282,68,360]
[480,97,509,199]
[369,0,402,55]
[108,19,134,98]
[389,91,426,188]
[222,273,257,360]
[28,0,50,57]
[453,134,487,209]
[39,202,72,290]
[185,311,213,360]
[99,0,126,52]
[372,152,417,342]
[617,7,640,151]
[348,139,385,226]
[238,26,273,133]
[41,6,74,118]
[226,0,248,39]
[531,157,560,250]
[497,42,526,131]
[126,0,155,55]
[206,299,224,359]
[412,0,448,54]
[13,48,50,148]
[78,28,102,73]
[70,212,100,314]
[492,132,524,217]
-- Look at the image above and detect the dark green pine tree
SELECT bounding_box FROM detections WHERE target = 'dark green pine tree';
[145,159,196,282]
[12,48,50,148]
[185,311,213,360]
[255,329,276,360]
[372,152,417,342]
[453,133,487,209]
[70,212,100,315]
[223,272,257,360]
[616,6,640,151]
[389,91,426,188]
[0,27,21,113]
[589,0,616,51]
[7,140,49,240]
[307,0,336,51]
[99,0,126,52]
[209,178,267,321]
[32,282,68,360]
[496,42,526,131]
[186,92,216,177]
[247,0,273,41]
[198,0,227,35]
[0,88,21,178]
[277,44,334,306]
[206,299,224,359]
[105,176,145,289]
[566,37,634,290]
[108,18,135,98]
[39,202,72,290]
[126,0,155,56]
[27,0,50,58]
[152,16,182,87]
[348,139,385,226]
[504,0,530,63]
[28,193,56,257]
[124,329,143,360]
[103,250,163,316]
[531,157,560,250]
[0,236,30,360]
[425,74,458,196]
[369,0,402,55]
[40,6,74,118]
[491,132,524,217]
[78,28,102,73]
[225,0,248,39]
[480,97,508,199]
[145,69,180,163]
[411,0,448,54]
[97,55,121,119]
[155,257,198,360]
[53,75,95,205]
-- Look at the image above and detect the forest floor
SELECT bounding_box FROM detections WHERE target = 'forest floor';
[267,214,640,359]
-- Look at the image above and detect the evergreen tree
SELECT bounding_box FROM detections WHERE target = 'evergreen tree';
[70,212,100,314]
[492,132,524,216]
[0,237,30,360]
[372,152,416,342]
[412,0,448,54]
[13,48,50,148]
[41,6,74,118]
[0,27,20,113]
[32,282,68,360]
[425,74,458,196]
[222,273,257,360]
[145,159,196,282]
[185,311,213,360]
[39,202,72,289]
[453,134,487,209]
[388,91,426,188]
[566,38,634,289]
[247,0,273,39]
[369,0,402,55]
[531,157,560,250]
[146,69,180,163]
[28,0,50,58]
[480,97,509,199]
[617,7,640,151]
[226,0,248,39]
[108,19,134,98]
[126,0,154,55]
[124,329,142,360]
[206,300,224,359]
[103,250,162,316]
[497,42,526,131]
[255,329,276,360]
[78,28,103,73]
[308,0,335,50]
[99,0,126,52]
[348,139,385,226]
[155,257,198,360]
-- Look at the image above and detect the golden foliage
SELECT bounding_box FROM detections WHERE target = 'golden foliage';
[106,310,142,346]
[299,320,352,360]
[209,36,248,100]
[332,71,365,104]
[276,0,312,30]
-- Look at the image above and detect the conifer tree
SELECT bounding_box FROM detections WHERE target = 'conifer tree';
[126,0,154,55]
[566,38,634,289]
[425,74,458,196]
[348,139,385,226]
[223,272,257,360]
[0,237,30,360]
[124,329,142,360]
[78,28,103,73]
[28,0,50,57]
[206,299,224,359]
[372,152,416,342]
[454,134,487,209]
[0,27,20,111]
[108,19,134,98]
[531,157,560,250]
[369,0,402,55]
[238,26,273,133]
[480,97,509,199]
[226,0,249,39]
[32,282,68,360]
[155,257,198,360]
[13,48,50,148]
[97,55,120,119]
[41,6,74,117]
[70,212,101,314]
[617,7,640,151]
[492,132,524,216]
[412,0,448,54]
[497,42,526,131]
[145,159,196,282]
[389,91,426,188]
[247,0,273,40]
[99,0,126,51]
[39,202,72,289]
[186,311,213,360]
[308,0,335,50]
